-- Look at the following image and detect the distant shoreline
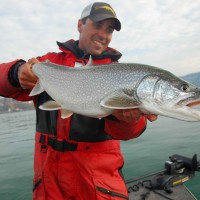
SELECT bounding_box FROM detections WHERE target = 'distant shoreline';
[0,108,34,114]
[0,98,34,114]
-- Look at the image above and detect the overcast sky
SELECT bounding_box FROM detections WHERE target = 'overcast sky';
[0,0,199,76]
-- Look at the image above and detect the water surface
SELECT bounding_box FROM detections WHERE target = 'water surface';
[0,111,199,199]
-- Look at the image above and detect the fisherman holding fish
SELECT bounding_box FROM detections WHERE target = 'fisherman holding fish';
[0,2,158,199]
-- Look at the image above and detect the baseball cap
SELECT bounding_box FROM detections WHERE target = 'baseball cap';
[80,2,121,31]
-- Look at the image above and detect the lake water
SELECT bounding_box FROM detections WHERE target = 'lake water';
[0,110,199,199]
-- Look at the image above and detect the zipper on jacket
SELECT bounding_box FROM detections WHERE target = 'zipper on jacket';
[96,186,128,199]
[33,179,42,192]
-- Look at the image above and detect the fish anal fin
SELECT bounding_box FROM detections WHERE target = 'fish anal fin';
[39,100,61,110]
[61,109,73,119]
[100,90,140,109]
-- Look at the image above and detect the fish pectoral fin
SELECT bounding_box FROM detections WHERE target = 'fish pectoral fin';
[39,100,61,110]
[39,101,73,118]
[61,109,73,119]
[29,81,44,96]
[100,90,140,109]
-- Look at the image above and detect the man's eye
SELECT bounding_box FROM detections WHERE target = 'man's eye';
[107,27,114,34]
[94,22,101,29]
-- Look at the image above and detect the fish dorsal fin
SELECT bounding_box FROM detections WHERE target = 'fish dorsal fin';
[39,100,61,110]
[86,56,93,66]
[29,81,44,96]
[100,89,140,109]
[61,109,73,119]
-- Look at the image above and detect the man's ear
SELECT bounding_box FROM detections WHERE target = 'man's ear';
[77,19,83,33]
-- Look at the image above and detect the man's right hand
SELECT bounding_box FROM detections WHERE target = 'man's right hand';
[18,58,39,89]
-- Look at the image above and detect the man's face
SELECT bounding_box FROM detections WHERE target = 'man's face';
[78,18,115,55]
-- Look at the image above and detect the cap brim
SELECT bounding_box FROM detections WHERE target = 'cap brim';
[89,14,121,31]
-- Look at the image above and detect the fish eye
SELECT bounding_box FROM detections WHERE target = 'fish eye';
[181,84,190,92]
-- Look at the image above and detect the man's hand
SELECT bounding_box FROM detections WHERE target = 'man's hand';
[112,108,157,122]
[18,58,39,89]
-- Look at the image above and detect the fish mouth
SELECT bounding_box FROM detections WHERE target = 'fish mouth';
[187,100,200,107]
[166,99,200,121]
[170,100,200,121]
[178,95,200,108]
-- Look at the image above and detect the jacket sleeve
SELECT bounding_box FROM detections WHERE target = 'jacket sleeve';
[104,116,147,140]
[0,52,62,101]
[0,60,31,101]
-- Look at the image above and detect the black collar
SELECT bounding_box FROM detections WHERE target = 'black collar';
[57,40,122,62]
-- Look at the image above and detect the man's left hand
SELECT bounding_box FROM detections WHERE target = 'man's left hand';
[112,108,157,122]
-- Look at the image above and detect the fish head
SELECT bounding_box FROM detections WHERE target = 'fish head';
[136,72,200,121]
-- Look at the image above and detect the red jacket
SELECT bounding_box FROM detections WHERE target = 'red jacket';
[0,40,147,199]
[0,39,146,140]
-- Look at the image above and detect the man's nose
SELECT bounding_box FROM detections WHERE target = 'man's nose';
[97,29,107,40]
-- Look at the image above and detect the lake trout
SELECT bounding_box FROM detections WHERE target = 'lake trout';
[29,58,200,121]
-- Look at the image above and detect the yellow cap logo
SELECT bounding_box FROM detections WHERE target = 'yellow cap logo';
[95,6,116,16]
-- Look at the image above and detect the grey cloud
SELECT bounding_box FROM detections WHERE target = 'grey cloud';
[0,0,199,76]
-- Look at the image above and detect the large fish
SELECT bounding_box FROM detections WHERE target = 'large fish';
[30,58,200,121]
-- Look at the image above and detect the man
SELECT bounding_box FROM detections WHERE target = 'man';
[0,2,157,199]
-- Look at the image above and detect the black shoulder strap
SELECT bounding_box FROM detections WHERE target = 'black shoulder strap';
[35,92,58,135]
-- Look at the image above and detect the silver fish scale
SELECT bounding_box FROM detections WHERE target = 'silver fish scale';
[31,62,200,121]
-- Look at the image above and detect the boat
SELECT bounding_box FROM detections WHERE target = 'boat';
[126,154,200,200]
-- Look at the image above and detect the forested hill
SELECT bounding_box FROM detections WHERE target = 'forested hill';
[181,72,200,86]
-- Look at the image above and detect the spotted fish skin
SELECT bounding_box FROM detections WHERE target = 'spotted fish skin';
[30,58,200,121]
